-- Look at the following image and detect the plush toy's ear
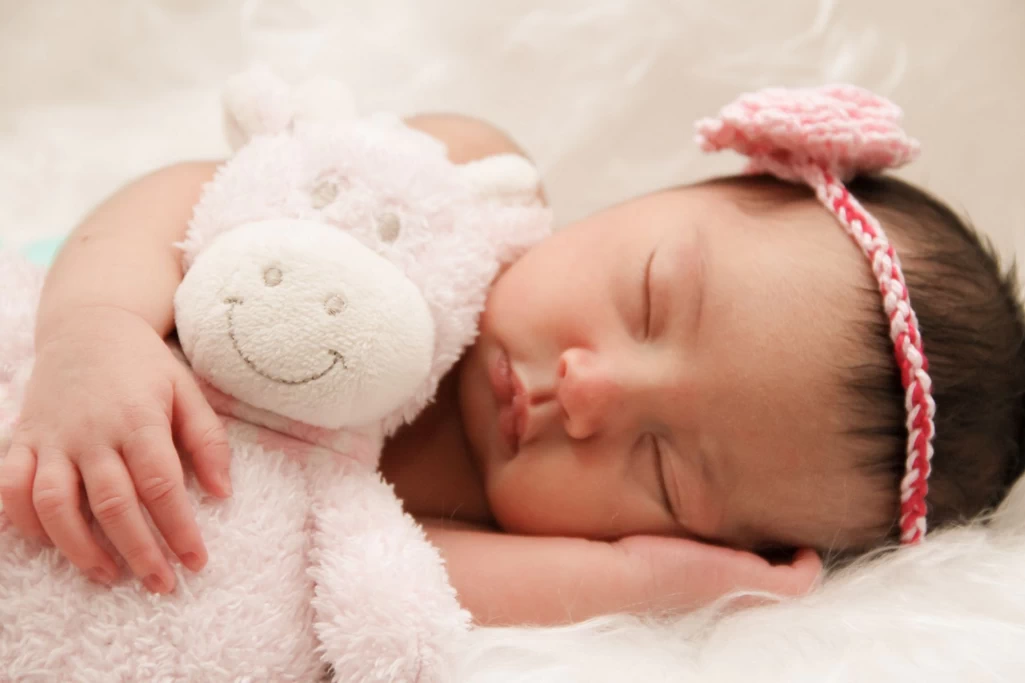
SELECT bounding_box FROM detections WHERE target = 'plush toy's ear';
[459,154,543,206]
[222,66,295,150]
[222,67,358,150]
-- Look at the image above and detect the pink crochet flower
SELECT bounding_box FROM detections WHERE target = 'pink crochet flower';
[695,84,920,182]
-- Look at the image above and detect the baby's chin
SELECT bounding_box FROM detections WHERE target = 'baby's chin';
[481,479,546,536]
[485,493,608,540]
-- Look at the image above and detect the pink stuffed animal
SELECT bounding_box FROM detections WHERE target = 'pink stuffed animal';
[0,68,551,682]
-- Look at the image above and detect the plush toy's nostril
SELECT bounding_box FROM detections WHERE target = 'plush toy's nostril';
[264,267,283,287]
[376,212,401,243]
[325,294,346,316]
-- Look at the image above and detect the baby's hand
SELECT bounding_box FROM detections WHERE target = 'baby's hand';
[613,535,822,613]
[0,306,232,593]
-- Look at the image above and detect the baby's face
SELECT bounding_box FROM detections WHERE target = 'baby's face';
[459,182,893,551]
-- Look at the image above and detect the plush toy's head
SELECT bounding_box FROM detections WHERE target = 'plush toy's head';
[174,68,551,434]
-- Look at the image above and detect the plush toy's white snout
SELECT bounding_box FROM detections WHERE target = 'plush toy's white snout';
[174,220,435,429]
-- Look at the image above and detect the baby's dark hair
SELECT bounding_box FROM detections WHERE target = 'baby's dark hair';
[713,174,1025,552]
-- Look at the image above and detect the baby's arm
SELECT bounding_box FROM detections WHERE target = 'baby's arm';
[424,522,821,626]
[36,162,218,338]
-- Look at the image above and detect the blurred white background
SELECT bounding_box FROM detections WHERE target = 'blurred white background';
[0,0,1022,263]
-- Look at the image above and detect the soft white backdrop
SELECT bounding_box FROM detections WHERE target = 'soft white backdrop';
[1,1,1023,258]
[2,2,1023,681]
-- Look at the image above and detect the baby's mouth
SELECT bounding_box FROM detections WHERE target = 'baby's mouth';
[224,297,346,385]
[492,347,527,452]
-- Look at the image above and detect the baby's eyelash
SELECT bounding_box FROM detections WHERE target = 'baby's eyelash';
[649,434,672,509]
[642,249,656,337]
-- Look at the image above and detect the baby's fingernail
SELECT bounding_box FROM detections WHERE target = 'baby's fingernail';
[88,568,113,585]
[180,552,204,572]
[144,573,168,594]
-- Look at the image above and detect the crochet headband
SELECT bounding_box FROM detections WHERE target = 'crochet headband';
[695,85,935,544]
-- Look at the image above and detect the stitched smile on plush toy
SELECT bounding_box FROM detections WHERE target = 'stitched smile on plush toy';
[224,296,347,385]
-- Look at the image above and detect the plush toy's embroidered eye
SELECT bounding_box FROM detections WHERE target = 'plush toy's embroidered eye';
[311,178,340,209]
[376,212,401,243]
[264,266,283,287]
[325,294,346,316]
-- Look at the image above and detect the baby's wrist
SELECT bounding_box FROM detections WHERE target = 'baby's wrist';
[34,303,154,348]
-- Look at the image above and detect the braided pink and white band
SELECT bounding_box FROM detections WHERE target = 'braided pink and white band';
[695,85,936,544]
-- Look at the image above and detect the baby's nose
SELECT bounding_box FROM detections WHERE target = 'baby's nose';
[556,348,628,440]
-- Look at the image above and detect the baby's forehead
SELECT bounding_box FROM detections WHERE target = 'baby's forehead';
[641,181,875,289]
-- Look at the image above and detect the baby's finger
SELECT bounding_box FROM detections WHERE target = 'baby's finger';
[173,373,232,498]
[777,547,823,594]
[120,422,207,573]
[0,443,47,538]
[78,447,175,593]
[32,448,119,583]
[704,545,821,602]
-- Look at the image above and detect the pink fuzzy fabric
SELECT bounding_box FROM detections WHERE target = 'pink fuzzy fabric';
[1,392,465,681]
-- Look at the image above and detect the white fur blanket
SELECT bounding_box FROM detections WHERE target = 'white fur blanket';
[2,2,1023,681]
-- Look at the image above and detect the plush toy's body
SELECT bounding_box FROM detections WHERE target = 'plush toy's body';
[0,69,552,682]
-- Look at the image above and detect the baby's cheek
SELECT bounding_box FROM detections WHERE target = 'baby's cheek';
[485,455,605,537]
[487,252,563,321]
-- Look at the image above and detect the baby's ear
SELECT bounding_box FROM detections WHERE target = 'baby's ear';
[459,154,543,207]
[222,66,295,150]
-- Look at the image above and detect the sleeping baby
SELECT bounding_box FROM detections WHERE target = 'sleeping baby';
[1,79,1023,652]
